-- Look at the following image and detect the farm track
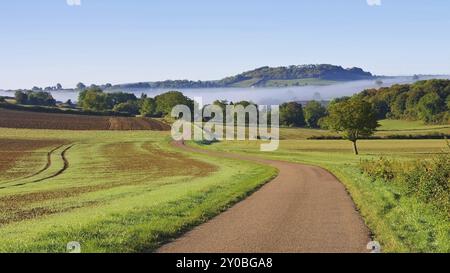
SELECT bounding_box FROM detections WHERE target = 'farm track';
[158,141,371,253]
[13,144,65,181]
[0,144,75,189]
[30,144,74,183]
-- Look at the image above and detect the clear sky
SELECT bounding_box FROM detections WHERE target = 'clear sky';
[1,0,449,89]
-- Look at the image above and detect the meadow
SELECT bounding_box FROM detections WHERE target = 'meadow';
[0,128,276,252]
[190,122,450,253]
[1,118,449,253]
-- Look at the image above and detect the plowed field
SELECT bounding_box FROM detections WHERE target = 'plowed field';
[0,108,170,131]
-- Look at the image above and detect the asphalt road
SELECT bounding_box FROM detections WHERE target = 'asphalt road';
[157,142,371,253]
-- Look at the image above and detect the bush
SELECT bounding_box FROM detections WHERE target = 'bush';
[360,157,397,182]
[401,154,450,210]
[360,151,450,214]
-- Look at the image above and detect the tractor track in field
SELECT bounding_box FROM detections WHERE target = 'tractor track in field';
[30,144,75,183]
[15,144,65,181]
[0,144,75,189]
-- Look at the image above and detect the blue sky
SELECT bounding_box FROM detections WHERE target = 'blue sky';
[1,0,449,89]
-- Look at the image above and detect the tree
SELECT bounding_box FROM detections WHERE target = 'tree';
[280,102,306,127]
[27,91,56,106]
[15,91,28,104]
[140,98,156,117]
[76,82,87,90]
[14,91,55,106]
[390,93,408,118]
[155,91,193,116]
[107,92,137,108]
[417,92,445,123]
[78,87,109,111]
[56,83,63,90]
[325,98,379,155]
[304,101,327,128]
[446,95,450,110]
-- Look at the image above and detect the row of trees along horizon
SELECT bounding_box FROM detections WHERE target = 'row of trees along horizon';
[4,79,450,155]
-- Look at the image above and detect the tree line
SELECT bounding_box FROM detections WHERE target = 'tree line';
[357,79,450,124]
[78,87,193,117]
[14,90,56,106]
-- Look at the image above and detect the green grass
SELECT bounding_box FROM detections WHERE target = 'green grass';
[378,119,450,131]
[189,138,450,253]
[280,122,450,140]
[0,128,277,253]
[2,125,449,253]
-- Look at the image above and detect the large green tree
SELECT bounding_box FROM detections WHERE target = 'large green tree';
[304,101,327,128]
[417,92,445,123]
[325,98,379,155]
[280,102,306,127]
[78,87,109,111]
[140,98,157,117]
[14,91,28,104]
[154,91,193,117]
[390,92,408,118]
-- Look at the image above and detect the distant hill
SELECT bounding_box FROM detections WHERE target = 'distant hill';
[115,64,374,89]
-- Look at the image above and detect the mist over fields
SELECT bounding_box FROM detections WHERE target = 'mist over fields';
[1,75,449,105]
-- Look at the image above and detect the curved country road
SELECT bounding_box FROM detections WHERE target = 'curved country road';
[157,142,371,253]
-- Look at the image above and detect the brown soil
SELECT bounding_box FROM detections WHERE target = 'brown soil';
[0,108,170,131]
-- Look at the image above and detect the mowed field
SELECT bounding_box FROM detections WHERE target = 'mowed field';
[0,128,276,252]
[190,123,450,253]
[0,108,170,131]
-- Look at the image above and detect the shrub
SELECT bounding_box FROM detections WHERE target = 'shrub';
[360,151,450,214]
[360,157,397,182]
